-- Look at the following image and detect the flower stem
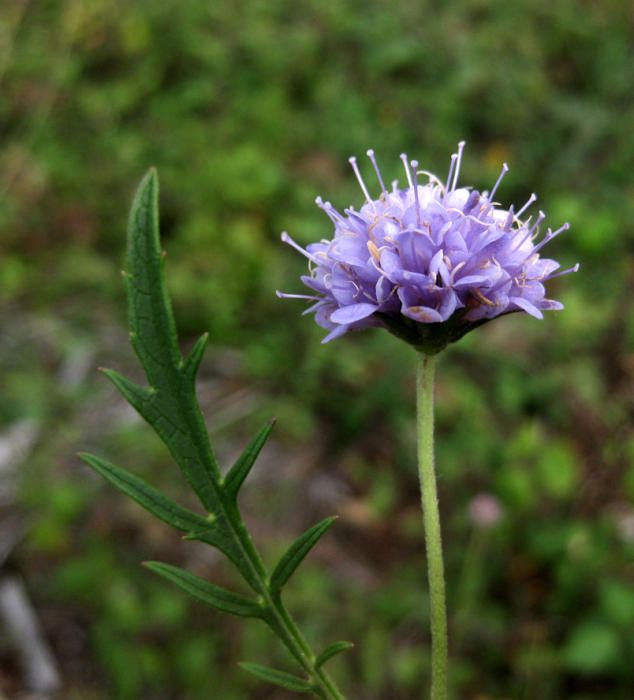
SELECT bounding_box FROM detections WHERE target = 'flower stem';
[416,353,448,699]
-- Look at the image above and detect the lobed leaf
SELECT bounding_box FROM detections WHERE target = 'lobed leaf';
[238,662,314,693]
[269,517,337,595]
[78,453,211,533]
[144,561,266,618]
[84,171,350,697]
[315,641,354,669]
[224,420,276,500]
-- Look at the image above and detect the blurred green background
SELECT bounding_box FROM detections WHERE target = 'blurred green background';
[1,0,633,698]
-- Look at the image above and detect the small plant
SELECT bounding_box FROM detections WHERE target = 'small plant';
[82,144,576,698]
[80,171,349,699]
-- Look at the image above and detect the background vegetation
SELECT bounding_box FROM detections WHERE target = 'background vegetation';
[1,0,633,698]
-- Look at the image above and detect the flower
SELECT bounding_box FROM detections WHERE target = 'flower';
[468,493,503,529]
[278,143,578,353]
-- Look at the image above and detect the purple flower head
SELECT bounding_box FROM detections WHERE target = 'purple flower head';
[278,143,578,353]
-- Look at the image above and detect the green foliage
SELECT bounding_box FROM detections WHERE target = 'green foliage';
[80,172,346,698]
[224,420,276,500]
[239,663,314,694]
[144,562,266,619]
[78,453,212,533]
[270,517,338,595]
[315,642,355,670]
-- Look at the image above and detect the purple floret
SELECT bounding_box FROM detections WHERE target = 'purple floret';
[278,143,578,352]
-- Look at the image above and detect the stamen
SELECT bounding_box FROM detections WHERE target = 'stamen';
[366,149,387,194]
[348,156,374,207]
[531,222,569,255]
[419,170,444,188]
[445,153,457,193]
[471,288,496,307]
[529,211,546,237]
[514,210,545,250]
[281,231,322,264]
[451,141,466,191]
[410,159,421,225]
[400,153,413,189]
[302,300,325,315]
[516,193,537,218]
[489,163,509,201]
[325,201,344,220]
[450,261,466,282]
[546,263,580,280]
[367,240,381,262]
[275,291,321,301]
[504,205,515,230]
[315,197,344,224]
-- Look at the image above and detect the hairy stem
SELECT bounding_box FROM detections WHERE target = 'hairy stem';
[416,353,448,699]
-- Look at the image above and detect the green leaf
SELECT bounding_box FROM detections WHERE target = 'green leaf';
[224,420,275,500]
[315,641,354,669]
[182,332,209,382]
[144,561,265,618]
[125,168,181,386]
[123,169,221,509]
[239,662,314,693]
[78,453,211,533]
[269,517,337,595]
[80,452,256,583]
[100,368,154,416]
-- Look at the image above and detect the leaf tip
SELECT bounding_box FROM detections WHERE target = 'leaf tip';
[143,166,159,188]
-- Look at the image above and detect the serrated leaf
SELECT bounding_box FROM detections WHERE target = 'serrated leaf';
[315,641,354,669]
[145,561,265,618]
[224,420,275,500]
[79,453,211,533]
[239,662,314,693]
[122,170,221,509]
[125,168,181,385]
[182,332,209,382]
[269,517,337,595]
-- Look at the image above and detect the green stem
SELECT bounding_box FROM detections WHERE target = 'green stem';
[226,513,346,699]
[274,597,346,700]
[416,353,448,700]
